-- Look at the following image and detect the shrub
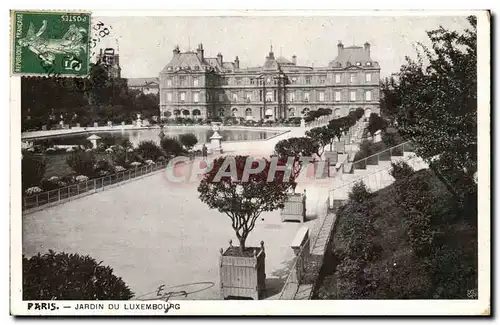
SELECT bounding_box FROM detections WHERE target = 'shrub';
[390,160,415,181]
[23,250,133,300]
[137,140,164,161]
[94,159,113,174]
[75,175,89,183]
[40,178,62,192]
[114,166,126,172]
[178,133,198,151]
[22,154,46,191]
[348,181,371,204]
[66,151,97,177]
[25,187,42,196]
[160,137,184,156]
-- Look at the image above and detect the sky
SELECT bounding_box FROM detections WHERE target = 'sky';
[93,15,472,79]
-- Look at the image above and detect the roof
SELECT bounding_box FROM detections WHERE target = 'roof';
[128,78,159,87]
[276,56,293,65]
[329,45,379,68]
[161,52,209,73]
[222,62,236,71]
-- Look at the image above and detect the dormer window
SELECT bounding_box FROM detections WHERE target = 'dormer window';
[366,61,372,66]
[167,67,173,71]
[337,62,342,67]
[185,66,190,70]
[175,67,181,71]
[194,66,200,70]
[356,62,361,66]
[346,62,351,67]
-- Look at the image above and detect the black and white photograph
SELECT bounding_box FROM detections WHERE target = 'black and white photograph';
[9,9,490,316]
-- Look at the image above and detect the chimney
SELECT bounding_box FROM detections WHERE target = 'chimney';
[173,45,180,56]
[217,52,223,66]
[292,55,297,65]
[234,56,240,69]
[364,42,371,55]
[337,41,344,53]
[197,43,204,61]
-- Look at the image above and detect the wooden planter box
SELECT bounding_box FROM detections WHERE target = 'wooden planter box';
[335,141,346,154]
[324,151,338,165]
[219,243,266,300]
[281,191,306,222]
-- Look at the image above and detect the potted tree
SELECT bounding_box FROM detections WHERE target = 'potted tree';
[274,137,318,221]
[198,155,295,300]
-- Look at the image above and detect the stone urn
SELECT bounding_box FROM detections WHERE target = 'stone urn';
[210,122,223,153]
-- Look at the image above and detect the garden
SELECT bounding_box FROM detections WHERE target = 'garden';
[22,132,200,209]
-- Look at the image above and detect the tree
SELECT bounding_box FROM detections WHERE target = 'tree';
[305,127,332,156]
[23,250,133,300]
[22,153,46,191]
[367,113,387,136]
[327,119,344,143]
[178,133,199,151]
[274,137,319,179]
[137,140,164,161]
[66,151,97,177]
[160,137,184,157]
[198,155,295,254]
[384,16,477,200]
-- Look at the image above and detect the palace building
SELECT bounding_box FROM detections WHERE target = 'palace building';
[159,41,380,121]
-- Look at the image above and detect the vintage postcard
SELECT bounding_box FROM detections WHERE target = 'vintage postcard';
[10,10,490,316]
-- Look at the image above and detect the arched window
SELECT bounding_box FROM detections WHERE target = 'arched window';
[334,108,341,117]
[231,107,239,117]
[182,109,190,116]
[245,108,252,117]
[289,107,296,117]
[218,108,225,117]
[164,111,172,117]
[365,108,372,118]
[173,109,181,116]
[301,107,310,115]
[192,109,201,116]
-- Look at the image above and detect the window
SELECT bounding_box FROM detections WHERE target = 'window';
[179,76,186,86]
[207,93,210,101]
[259,90,263,101]
[193,92,199,103]
[319,77,326,84]
[167,93,172,102]
[291,77,297,84]
[218,94,224,102]
[350,74,356,83]
[335,91,341,102]
[232,92,238,102]
[236,78,241,85]
[356,62,361,66]
[250,78,255,85]
[266,91,273,102]
[167,78,172,86]
[350,90,356,102]
[335,74,341,83]
[304,92,310,102]
[193,78,199,87]
[246,92,252,101]
[318,92,325,102]
[365,90,372,101]
[305,77,311,85]
[180,92,186,102]
[365,73,372,82]
[289,92,295,102]
[366,61,372,66]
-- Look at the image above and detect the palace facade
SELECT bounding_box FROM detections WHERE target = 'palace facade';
[159,41,380,120]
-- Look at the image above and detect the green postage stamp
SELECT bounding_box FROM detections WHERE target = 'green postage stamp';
[11,10,91,76]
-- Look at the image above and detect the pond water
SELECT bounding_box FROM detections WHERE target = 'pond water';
[32,127,280,147]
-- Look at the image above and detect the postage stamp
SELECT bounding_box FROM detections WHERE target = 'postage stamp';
[11,10,91,76]
[9,9,491,316]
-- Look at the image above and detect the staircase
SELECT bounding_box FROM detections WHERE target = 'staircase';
[328,141,429,210]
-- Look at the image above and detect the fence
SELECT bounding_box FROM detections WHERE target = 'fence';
[352,140,414,170]
[278,198,330,300]
[22,159,172,211]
